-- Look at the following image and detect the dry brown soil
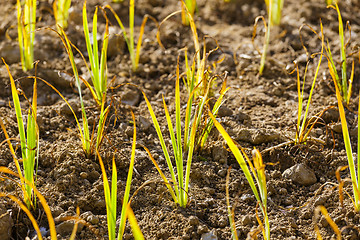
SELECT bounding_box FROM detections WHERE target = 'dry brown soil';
[1,0,360,239]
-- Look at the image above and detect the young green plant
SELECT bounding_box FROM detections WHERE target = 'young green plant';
[0,167,58,240]
[265,0,284,26]
[326,0,339,5]
[142,61,198,207]
[0,167,89,240]
[106,1,154,72]
[158,1,228,151]
[2,59,38,209]
[97,112,144,240]
[258,0,284,75]
[325,3,353,104]
[209,111,270,239]
[83,2,109,106]
[330,66,360,211]
[295,26,324,144]
[53,0,71,30]
[144,2,228,207]
[17,0,36,71]
[181,0,197,25]
[56,27,110,156]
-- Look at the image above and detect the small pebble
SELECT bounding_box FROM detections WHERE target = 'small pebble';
[189,216,199,226]
[331,123,342,133]
[80,172,88,179]
[197,225,209,234]
[241,215,251,225]
[279,188,287,195]
[217,169,227,178]
[201,231,217,240]
[282,163,317,186]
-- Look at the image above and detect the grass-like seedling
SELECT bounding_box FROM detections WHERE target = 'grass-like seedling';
[143,69,227,208]
[257,0,283,75]
[17,0,36,71]
[0,167,58,240]
[97,112,143,240]
[145,3,229,207]
[210,111,270,239]
[326,0,339,5]
[295,28,324,144]
[325,7,360,210]
[181,0,197,25]
[53,0,71,30]
[106,1,155,72]
[158,2,229,151]
[143,63,198,207]
[56,27,110,156]
[83,2,109,105]
[262,22,326,150]
[1,59,38,208]
[0,167,93,240]
[330,73,360,211]
[325,4,353,104]
[265,0,284,26]
[163,4,204,153]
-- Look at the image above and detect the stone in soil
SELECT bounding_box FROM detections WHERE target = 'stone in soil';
[282,163,317,186]
[201,231,218,240]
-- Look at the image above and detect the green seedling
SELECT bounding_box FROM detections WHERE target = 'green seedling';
[179,2,202,98]
[53,0,71,30]
[325,4,353,104]
[0,167,58,240]
[326,0,339,5]
[17,0,36,71]
[330,66,360,211]
[143,61,198,207]
[265,0,284,26]
[83,1,109,105]
[261,22,326,151]
[315,12,359,211]
[295,25,324,144]
[183,31,228,151]
[197,76,230,149]
[106,1,155,72]
[158,1,228,151]
[144,43,227,207]
[257,0,284,75]
[210,111,270,240]
[1,59,38,209]
[181,0,197,26]
[97,112,143,240]
[56,27,110,156]
[0,167,91,240]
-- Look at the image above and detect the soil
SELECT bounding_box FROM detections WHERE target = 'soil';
[1,0,360,239]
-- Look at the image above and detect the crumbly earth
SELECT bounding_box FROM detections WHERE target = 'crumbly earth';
[1,0,360,239]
